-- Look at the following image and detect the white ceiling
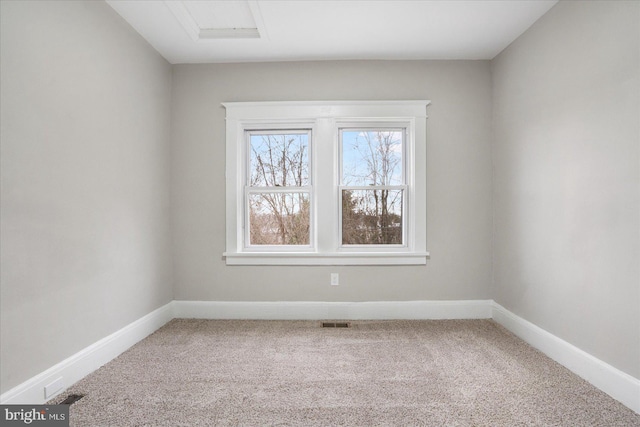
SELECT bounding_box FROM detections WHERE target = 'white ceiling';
[106,0,558,64]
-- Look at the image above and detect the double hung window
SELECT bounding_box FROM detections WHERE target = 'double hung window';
[223,101,429,265]
[247,130,312,248]
[340,128,406,246]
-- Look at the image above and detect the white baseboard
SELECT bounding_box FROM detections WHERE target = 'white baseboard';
[3,299,638,415]
[0,302,174,405]
[172,299,494,320]
[492,302,640,414]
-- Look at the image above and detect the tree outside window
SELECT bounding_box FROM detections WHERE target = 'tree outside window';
[247,132,311,246]
[341,130,405,245]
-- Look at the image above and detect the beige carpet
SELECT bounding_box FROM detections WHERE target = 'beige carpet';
[51,319,639,426]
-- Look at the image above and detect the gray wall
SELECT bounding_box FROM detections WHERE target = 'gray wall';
[4,0,636,398]
[171,61,493,302]
[492,0,639,378]
[0,1,174,393]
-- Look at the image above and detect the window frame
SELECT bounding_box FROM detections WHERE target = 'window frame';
[338,124,409,250]
[244,128,314,251]
[223,101,430,266]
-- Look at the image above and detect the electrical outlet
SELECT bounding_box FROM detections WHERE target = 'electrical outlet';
[331,273,339,286]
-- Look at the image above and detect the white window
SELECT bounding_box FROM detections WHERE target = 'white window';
[340,127,406,247]
[246,130,312,249]
[223,101,430,265]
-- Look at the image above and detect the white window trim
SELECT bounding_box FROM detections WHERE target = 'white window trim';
[223,101,430,266]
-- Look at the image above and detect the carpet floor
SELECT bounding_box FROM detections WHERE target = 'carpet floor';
[50,319,639,426]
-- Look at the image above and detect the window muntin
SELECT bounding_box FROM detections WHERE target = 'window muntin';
[245,130,312,248]
[340,128,407,247]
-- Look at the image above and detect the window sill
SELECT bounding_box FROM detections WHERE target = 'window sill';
[222,252,430,266]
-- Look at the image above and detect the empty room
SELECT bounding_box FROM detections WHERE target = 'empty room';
[1,0,638,425]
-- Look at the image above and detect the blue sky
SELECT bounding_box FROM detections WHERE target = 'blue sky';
[341,130,403,186]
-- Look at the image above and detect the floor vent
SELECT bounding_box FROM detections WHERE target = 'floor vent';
[322,322,350,328]
[60,394,84,405]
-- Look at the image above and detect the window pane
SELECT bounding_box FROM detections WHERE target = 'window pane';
[249,192,310,245]
[249,133,309,187]
[342,189,403,245]
[342,130,403,186]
